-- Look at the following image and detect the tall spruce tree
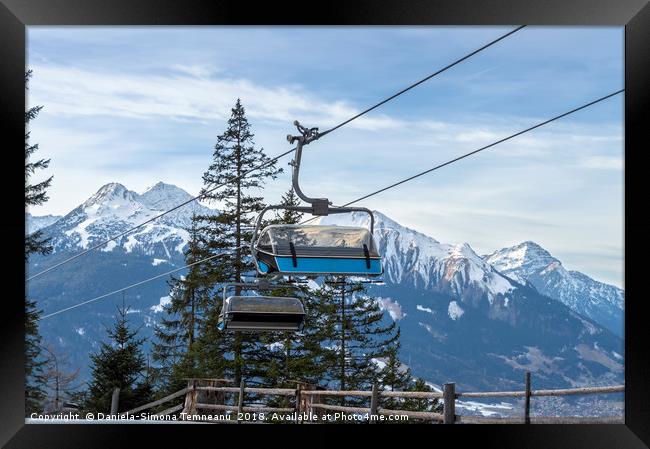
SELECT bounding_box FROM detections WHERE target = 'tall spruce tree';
[251,188,338,413]
[194,99,282,384]
[25,298,47,414]
[151,215,218,393]
[259,187,308,386]
[261,188,342,388]
[25,70,53,259]
[25,70,53,415]
[377,335,414,409]
[85,303,153,413]
[318,279,400,406]
[273,187,303,224]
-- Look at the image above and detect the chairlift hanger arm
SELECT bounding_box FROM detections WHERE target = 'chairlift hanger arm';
[287,120,329,211]
[285,121,377,225]
[248,120,379,277]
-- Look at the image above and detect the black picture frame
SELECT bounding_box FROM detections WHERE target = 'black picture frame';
[2,0,648,447]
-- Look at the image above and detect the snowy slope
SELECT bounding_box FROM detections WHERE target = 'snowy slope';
[317,211,515,303]
[28,182,219,383]
[484,241,624,336]
[29,189,624,408]
[316,211,624,394]
[38,182,217,258]
[26,213,62,234]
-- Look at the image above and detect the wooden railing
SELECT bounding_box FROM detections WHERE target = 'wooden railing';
[115,373,624,424]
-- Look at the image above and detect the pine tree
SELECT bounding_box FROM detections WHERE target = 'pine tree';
[193,98,282,384]
[251,188,340,415]
[272,187,303,224]
[42,345,81,412]
[151,215,218,393]
[257,187,309,386]
[25,70,53,260]
[377,335,414,409]
[403,378,443,416]
[85,303,153,413]
[25,298,47,414]
[319,279,400,407]
[25,69,53,415]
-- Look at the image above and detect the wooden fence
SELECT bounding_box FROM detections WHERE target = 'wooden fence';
[115,373,624,424]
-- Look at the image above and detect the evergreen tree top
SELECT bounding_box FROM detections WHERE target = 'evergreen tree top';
[85,301,152,413]
[200,98,282,204]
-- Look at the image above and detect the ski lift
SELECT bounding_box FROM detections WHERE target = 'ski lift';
[217,281,306,332]
[251,121,383,277]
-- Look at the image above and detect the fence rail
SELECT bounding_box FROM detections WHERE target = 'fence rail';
[456,385,624,398]
[196,386,296,396]
[121,387,190,416]
[109,373,624,424]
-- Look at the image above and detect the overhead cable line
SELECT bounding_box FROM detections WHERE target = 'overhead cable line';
[39,89,623,320]
[302,88,625,222]
[318,25,526,137]
[338,89,624,207]
[27,148,295,281]
[39,249,239,320]
[27,26,525,281]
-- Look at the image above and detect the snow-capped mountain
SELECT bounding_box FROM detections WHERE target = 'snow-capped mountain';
[318,211,623,395]
[28,186,624,413]
[28,182,218,384]
[484,241,624,336]
[39,182,217,259]
[26,213,61,234]
[318,212,515,304]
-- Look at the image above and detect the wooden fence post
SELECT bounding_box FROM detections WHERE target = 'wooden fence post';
[524,371,531,424]
[237,379,245,424]
[295,383,302,424]
[369,382,379,424]
[443,383,455,424]
[297,382,317,422]
[110,387,120,416]
[181,379,197,418]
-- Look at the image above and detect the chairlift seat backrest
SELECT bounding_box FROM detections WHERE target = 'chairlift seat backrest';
[253,224,382,276]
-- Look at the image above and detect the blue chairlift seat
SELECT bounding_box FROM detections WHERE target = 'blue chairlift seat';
[253,224,382,276]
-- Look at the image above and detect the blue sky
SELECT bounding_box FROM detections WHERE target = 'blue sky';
[27,26,624,287]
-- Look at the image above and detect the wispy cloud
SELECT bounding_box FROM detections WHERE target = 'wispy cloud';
[26,26,624,287]
[578,156,624,170]
[30,64,403,131]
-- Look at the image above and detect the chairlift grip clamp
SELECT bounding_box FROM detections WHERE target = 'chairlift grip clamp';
[287,120,320,146]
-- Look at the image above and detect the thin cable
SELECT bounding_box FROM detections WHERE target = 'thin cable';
[39,249,238,320]
[318,25,526,137]
[37,90,623,320]
[28,147,296,281]
[28,26,525,280]
[341,89,624,206]
[302,89,624,223]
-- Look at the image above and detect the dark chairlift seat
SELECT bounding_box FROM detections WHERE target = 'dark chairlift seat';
[217,284,306,332]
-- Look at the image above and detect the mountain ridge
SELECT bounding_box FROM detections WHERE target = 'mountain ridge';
[33,181,218,258]
[484,241,624,336]
[27,182,624,411]
[26,213,62,234]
